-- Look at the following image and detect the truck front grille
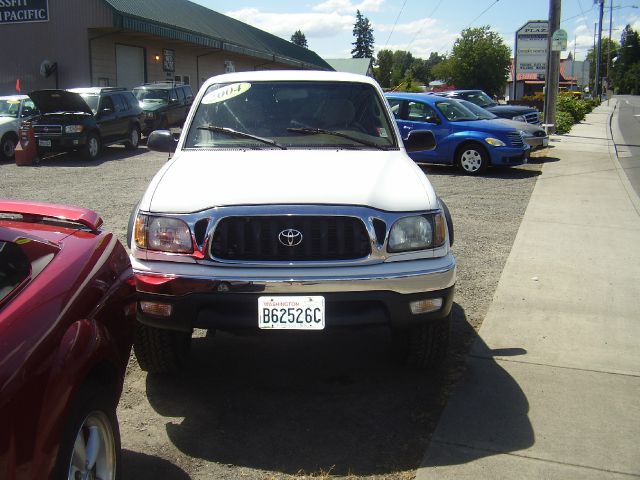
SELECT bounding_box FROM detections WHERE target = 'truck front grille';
[524,112,541,124]
[210,216,371,261]
[33,124,62,136]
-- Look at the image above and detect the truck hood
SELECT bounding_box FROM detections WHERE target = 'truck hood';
[144,149,436,213]
[486,104,537,116]
[28,90,93,115]
[0,116,17,127]
[138,100,167,112]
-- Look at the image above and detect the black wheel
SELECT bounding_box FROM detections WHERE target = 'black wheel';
[456,142,488,175]
[124,125,140,150]
[134,321,192,373]
[0,133,17,161]
[52,383,121,480]
[82,132,101,160]
[392,313,451,369]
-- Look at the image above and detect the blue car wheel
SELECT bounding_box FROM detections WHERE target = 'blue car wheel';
[456,142,488,175]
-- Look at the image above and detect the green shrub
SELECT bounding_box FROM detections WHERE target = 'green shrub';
[557,95,589,123]
[555,111,574,134]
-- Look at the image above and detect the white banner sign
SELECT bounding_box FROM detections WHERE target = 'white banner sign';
[515,21,549,75]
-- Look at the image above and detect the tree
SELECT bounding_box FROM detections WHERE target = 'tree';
[351,10,374,58]
[585,37,620,90]
[437,26,511,97]
[374,49,393,88]
[611,25,640,93]
[290,30,308,49]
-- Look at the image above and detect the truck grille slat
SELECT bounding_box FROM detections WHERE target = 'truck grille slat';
[211,216,371,261]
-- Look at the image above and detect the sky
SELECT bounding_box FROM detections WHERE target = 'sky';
[190,0,640,61]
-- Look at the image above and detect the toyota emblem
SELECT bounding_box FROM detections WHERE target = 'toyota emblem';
[278,228,303,247]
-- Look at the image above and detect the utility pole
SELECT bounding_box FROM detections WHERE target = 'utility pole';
[543,0,561,132]
[606,0,613,95]
[595,0,604,98]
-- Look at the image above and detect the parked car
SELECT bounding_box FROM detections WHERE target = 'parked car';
[385,92,530,174]
[0,199,135,480]
[457,99,549,150]
[0,94,39,161]
[132,81,194,135]
[28,87,143,160]
[129,70,456,373]
[435,89,541,125]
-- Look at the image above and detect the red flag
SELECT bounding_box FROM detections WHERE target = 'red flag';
[15,79,20,93]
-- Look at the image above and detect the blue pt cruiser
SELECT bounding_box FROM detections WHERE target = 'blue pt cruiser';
[385,93,530,174]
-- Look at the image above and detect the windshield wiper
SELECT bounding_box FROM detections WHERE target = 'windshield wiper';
[287,127,389,150]
[197,124,286,150]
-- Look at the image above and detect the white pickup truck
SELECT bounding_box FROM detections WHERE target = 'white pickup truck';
[129,70,456,372]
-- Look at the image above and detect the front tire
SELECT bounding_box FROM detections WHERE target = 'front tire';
[0,133,17,161]
[52,384,121,480]
[124,125,140,150]
[134,321,192,373]
[456,142,488,175]
[392,313,451,369]
[82,132,101,160]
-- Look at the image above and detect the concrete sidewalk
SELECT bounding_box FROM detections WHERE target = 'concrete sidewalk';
[417,99,640,479]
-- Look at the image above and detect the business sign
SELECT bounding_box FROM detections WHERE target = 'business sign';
[515,20,549,75]
[552,29,568,51]
[0,0,49,24]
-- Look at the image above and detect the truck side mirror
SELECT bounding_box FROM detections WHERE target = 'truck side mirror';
[147,129,177,153]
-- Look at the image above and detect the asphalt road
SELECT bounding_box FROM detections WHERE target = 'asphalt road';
[0,145,544,479]
[611,95,640,199]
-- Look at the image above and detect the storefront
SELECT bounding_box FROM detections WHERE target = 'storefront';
[0,0,332,93]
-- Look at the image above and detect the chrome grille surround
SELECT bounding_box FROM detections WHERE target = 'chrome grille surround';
[137,204,449,267]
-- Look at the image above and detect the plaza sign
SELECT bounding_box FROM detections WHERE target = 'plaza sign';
[515,20,549,75]
[0,0,49,24]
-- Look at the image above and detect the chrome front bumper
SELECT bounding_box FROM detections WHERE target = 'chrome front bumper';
[131,253,456,296]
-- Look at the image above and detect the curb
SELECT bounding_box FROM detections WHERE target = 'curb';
[608,99,640,216]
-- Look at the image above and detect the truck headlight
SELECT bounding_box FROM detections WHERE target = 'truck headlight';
[388,214,446,252]
[512,115,526,122]
[64,125,84,133]
[134,214,193,253]
[485,137,506,147]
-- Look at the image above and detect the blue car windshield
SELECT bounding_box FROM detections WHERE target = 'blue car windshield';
[435,100,478,122]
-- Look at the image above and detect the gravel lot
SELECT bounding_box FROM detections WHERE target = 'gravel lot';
[1,145,546,479]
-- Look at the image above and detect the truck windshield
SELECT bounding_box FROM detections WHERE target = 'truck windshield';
[464,91,497,108]
[133,89,169,102]
[184,81,398,150]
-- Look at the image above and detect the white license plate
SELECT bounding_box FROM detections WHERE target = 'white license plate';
[542,137,549,147]
[38,139,51,147]
[258,296,325,330]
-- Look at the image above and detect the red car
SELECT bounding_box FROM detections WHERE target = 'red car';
[0,200,135,480]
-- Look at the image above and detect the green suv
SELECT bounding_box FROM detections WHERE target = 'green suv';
[132,82,194,135]
[29,87,143,160]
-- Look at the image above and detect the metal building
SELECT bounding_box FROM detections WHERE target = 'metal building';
[0,0,332,94]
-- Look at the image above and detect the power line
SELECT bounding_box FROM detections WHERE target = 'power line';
[383,0,409,49]
[404,0,444,52]
[462,0,500,30]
